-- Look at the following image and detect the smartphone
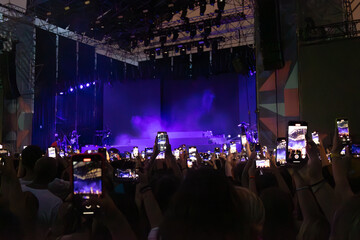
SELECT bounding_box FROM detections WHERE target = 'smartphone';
[125,152,131,160]
[174,149,180,159]
[59,150,65,158]
[48,147,56,158]
[256,159,270,168]
[157,132,168,152]
[230,141,237,154]
[115,168,139,182]
[222,143,228,155]
[98,148,107,160]
[141,150,145,159]
[287,121,308,164]
[241,135,247,146]
[255,143,261,159]
[145,147,153,160]
[189,146,197,161]
[336,118,350,144]
[351,144,360,158]
[214,147,220,159]
[133,146,139,157]
[0,149,9,165]
[72,154,103,215]
[276,138,287,166]
[312,131,320,145]
[156,151,165,159]
[187,159,193,168]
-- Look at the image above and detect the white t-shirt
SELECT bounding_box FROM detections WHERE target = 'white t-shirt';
[21,185,62,227]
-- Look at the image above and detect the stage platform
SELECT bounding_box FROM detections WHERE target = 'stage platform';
[81,131,231,153]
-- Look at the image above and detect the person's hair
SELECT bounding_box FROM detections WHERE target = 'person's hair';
[158,168,250,240]
[235,186,265,238]
[330,194,360,240]
[21,145,43,169]
[33,156,58,184]
[260,187,297,240]
[0,207,23,240]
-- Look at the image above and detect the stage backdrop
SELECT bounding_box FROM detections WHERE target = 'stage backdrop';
[104,71,256,144]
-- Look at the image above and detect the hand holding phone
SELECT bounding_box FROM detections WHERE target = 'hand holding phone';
[336,118,350,145]
[287,121,308,164]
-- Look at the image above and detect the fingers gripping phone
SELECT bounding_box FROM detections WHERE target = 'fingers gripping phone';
[72,154,103,215]
[287,121,308,164]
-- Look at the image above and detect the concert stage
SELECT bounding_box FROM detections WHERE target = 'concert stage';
[81,131,228,153]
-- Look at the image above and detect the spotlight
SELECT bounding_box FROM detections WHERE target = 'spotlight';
[190,27,196,39]
[144,37,150,47]
[180,8,187,20]
[86,83,90,87]
[228,134,231,138]
[70,87,74,92]
[149,49,156,60]
[92,81,96,85]
[59,92,64,95]
[180,45,186,55]
[215,13,222,27]
[172,30,179,41]
[199,0,206,16]
[163,48,169,58]
[79,85,84,89]
[64,6,70,11]
[188,0,195,10]
[197,41,204,53]
[217,0,225,12]
[160,35,167,45]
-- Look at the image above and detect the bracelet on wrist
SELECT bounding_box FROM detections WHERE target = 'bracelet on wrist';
[296,186,310,192]
[140,185,152,194]
[310,178,325,188]
[330,153,342,159]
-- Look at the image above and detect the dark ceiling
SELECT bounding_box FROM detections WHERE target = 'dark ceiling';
[27,0,219,51]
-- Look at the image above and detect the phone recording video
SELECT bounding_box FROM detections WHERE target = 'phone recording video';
[312,131,320,145]
[336,118,350,144]
[230,142,237,154]
[256,159,270,168]
[351,144,360,158]
[222,143,228,155]
[214,147,220,159]
[48,147,56,158]
[133,146,139,158]
[174,149,180,159]
[276,138,287,166]
[157,132,167,152]
[287,121,308,164]
[115,169,139,182]
[72,154,103,215]
[241,135,247,146]
[255,143,261,159]
[189,146,197,161]
[145,148,153,160]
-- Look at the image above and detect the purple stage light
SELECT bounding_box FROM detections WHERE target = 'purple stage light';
[93,82,96,85]
[80,84,84,89]
[70,87,74,92]
[86,83,90,87]
[59,92,64,95]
